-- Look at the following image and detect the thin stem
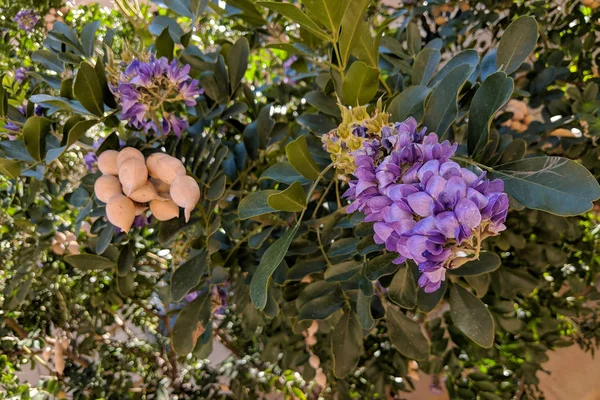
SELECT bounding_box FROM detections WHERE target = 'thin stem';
[295,163,334,228]
[451,154,493,172]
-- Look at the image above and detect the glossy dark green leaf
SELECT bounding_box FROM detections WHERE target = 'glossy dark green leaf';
[388,85,431,122]
[0,158,20,178]
[303,0,350,33]
[171,250,207,301]
[95,224,114,255]
[388,264,417,309]
[496,16,538,75]
[468,72,514,156]
[117,272,135,297]
[285,135,320,180]
[407,22,421,56]
[259,161,310,185]
[248,226,275,249]
[286,257,327,282]
[238,190,278,219]
[412,48,440,85]
[172,292,211,354]
[297,113,337,135]
[117,242,136,277]
[387,307,429,360]
[32,50,64,73]
[331,310,363,378]
[339,0,370,64]
[304,90,341,117]
[64,254,115,270]
[149,16,183,43]
[250,226,298,310]
[365,253,399,281]
[156,27,175,61]
[449,284,495,348]
[23,116,51,161]
[298,291,344,320]
[430,50,479,87]
[342,61,379,106]
[327,237,359,258]
[74,62,104,117]
[448,252,501,276]
[491,156,600,216]
[267,181,306,212]
[417,279,447,313]
[206,173,226,200]
[324,260,362,282]
[80,20,99,58]
[499,138,527,164]
[164,0,194,18]
[424,64,475,137]
[465,274,491,298]
[228,37,249,93]
[357,291,374,330]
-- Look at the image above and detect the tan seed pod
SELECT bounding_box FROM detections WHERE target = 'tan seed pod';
[118,158,148,196]
[135,205,148,216]
[117,147,145,169]
[129,181,159,203]
[97,150,119,175]
[309,354,321,369]
[550,128,577,137]
[54,231,67,243]
[524,115,535,125]
[511,109,525,121]
[150,199,180,221]
[315,369,327,388]
[146,152,169,172]
[150,177,171,193]
[52,242,65,255]
[106,194,136,233]
[67,241,80,255]
[65,231,76,242]
[94,175,124,203]
[54,339,65,375]
[147,154,186,184]
[170,175,200,222]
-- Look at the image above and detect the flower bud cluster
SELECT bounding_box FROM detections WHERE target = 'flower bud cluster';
[15,10,39,32]
[114,56,201,136]
[333,110,508,292]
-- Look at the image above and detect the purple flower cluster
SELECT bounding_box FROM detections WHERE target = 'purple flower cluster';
[345,118,508,292]
[14,67,27,84]
[115,57,201,137]
[15,10,39,32]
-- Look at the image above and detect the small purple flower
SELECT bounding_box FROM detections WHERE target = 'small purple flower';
[84,152,98,172]
[132,214,153,228]
[185,291,200,302]
[344,117,509,292]
[14,67,27,83]
[15,10,39,32]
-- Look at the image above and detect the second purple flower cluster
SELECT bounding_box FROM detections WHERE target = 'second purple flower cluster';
[115,56,201,137]
[343,117,509,292]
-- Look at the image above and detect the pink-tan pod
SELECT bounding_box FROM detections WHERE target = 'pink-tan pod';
[149,199,180,221]
[147,153,186,184]
[106,194,136,233]
[150,177,170,193]
[170,175,200,222]
[129,181,159,203]
[134,205,149,216]
[94,175,123,203]
[116,147,145,169]
[67,241,80,255]
[52,242,65,255]
[118,158,148,196]
[97,150,119,175]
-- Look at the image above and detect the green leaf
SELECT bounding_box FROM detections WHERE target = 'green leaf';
[448,252,501,276]
[406,22,422,56]
[164,0,194,18]
[238,190,278,219]
[496,16,538,75]
[331,310,363,378]
[303,0,350,34]
[351,20,378,68]
[47,119,98,162]
[29,94,93,115]
[64,254,115,270]
[23,116,51,161]
[303,90,341,117]
[95,224,114,255]
[417,280,447,313]
[339,0,370,65]
[149,16,183,43]
[412,48,440,85]
[172,292,211,354]
[74,62,104,117]
[260,161,311,185]
[491,156,600,216]
[156,27,175,61]
[228,37,249,94]
[171,250,207,302]
[256,2,330,41]
[117,242,136,277]
[449,284,495,348]
[206,173,226,200]
[388,264,417,309]
[424,64,475,137]
[80,20,100,58]
[298,291,344,320]
[324,260,362,282]
[342,61,379,106]
[387,307,429,360]
[285,135,321,180]
[286,257,327,282]
[465,274,491,298]
[267,181,307,212]
[365,253,399,281]
[32,50,64,73]
[357,291,374,329]
[250,226,299,310]
[297,113,337,135]
[430,50,479,87]
[388,85,431,122]
[467,72,514,156]
[0,158,20,178]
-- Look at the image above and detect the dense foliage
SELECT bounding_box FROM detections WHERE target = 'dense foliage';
[1,0,600,399]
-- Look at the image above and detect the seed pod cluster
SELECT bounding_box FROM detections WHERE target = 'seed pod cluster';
[582,0,600,9]
[501,99,535,133]
[51,231,80,255]
[94,148,200,233]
